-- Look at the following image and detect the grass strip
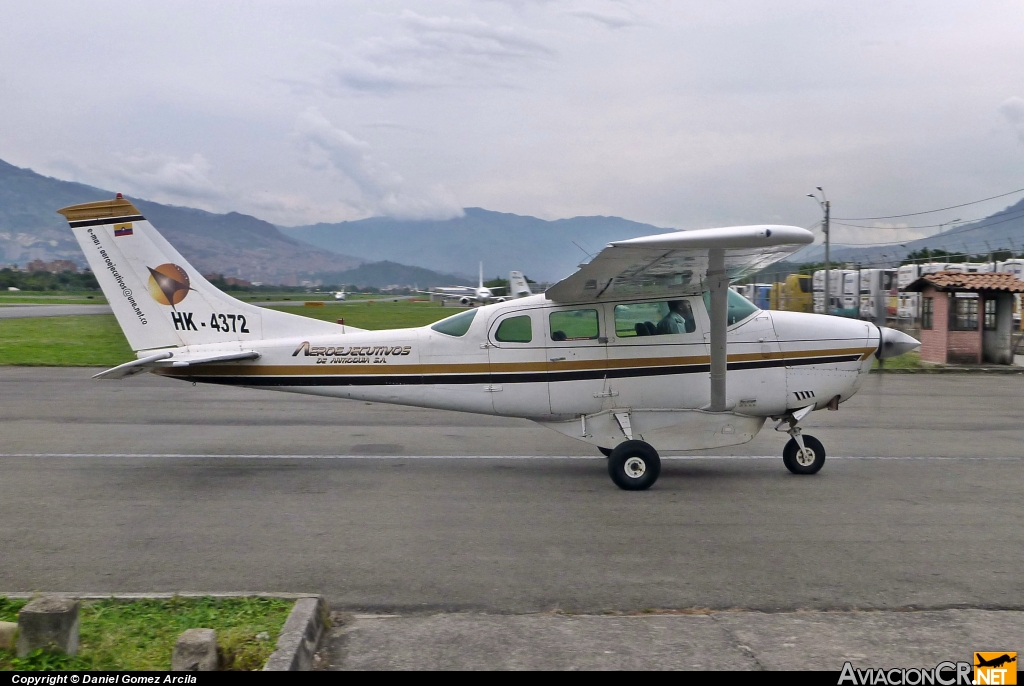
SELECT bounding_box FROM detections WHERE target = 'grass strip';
[0,302,462,366]
[0,596,293,671]
[871,350,922,369]
[0,315,133,366]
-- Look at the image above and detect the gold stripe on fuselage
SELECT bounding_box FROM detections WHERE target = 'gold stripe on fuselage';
[156,346,877,378]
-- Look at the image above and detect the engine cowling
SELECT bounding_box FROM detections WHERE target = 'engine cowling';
[460,296,472,305]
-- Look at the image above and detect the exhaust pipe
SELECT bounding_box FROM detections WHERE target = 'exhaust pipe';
[876,326,920,360]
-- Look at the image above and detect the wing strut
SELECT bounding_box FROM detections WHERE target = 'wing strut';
[708,248,728,412]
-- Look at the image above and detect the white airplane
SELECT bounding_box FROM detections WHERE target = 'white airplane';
[333,288,347,301]
[428,263,530,306]
[59,195,919,490]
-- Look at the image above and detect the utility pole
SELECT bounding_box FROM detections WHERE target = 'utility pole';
[824,197,831,314]
[808,187,830,315]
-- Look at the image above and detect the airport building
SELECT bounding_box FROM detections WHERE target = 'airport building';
[905,271,1024,365]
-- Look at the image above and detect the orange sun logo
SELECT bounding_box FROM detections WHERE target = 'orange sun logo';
[147,264,191,308]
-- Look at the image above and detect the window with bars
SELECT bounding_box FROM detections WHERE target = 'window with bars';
[949,296,978,331]
[921,297,933,330]
[983,298,997,331]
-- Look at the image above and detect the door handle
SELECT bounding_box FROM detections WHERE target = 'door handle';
[549,357,566,362]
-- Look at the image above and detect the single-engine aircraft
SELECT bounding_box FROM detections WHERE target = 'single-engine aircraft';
[59,196,919,490]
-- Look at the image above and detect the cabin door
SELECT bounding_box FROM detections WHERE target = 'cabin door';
[545,305,609,418]
[486,308,550,417]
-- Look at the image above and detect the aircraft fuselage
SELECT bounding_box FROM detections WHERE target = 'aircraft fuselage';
[159,293,879,451]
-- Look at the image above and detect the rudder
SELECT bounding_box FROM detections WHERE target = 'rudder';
[60,195,342,352]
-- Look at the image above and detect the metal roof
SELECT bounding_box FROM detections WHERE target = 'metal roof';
[904,271,1024,293]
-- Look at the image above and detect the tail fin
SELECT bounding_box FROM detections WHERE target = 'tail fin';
[509,271,531,298]
[59,196,343,352]
[479,261,484,289]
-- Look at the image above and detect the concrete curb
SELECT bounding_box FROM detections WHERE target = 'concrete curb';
[263,596,329,671]
[871,367,1024,374]
[0,592,328,671]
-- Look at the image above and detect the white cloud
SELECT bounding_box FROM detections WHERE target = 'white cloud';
[328,10,554,93]
[566,7,646,30]
[1000,96,1024,143]
[48,151,226,208]
[291,107,462,220]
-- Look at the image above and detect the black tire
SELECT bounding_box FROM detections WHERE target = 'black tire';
[598,446,613,458]
[783,435,826,475]
[608,440,661,490]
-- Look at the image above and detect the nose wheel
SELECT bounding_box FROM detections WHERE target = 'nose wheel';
[783,434,826,474]
[608,440,661,490]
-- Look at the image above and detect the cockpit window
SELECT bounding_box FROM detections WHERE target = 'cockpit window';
[702,289,759,326]
[430,308,477,337]
[614,301,697,337]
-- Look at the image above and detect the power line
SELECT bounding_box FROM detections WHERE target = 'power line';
[830,209,1024,246]
[832,205,1024,230]
[833,186,1024,221]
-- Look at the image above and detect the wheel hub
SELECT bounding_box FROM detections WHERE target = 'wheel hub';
[795,447,816,466]
[623,456,647,478]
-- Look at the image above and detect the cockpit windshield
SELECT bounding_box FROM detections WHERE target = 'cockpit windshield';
[702,289,760,326]
[430,308,477,337]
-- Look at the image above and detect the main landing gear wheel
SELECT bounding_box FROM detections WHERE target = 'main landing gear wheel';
[783,435,826,475]
[598,447,613,458]
[608,440,661,490]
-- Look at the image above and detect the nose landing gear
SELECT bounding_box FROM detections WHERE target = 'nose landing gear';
[783,433,826,474]
[776,407,827,475]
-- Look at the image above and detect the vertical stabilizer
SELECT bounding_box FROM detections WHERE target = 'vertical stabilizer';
[59,196,344,352]
[478,261,484,289]
[509,271,532,298]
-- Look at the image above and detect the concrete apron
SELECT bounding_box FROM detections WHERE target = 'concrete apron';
[323,609,1024,671]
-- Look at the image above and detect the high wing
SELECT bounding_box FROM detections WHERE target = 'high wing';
[545,225,813,303]
[543,224,813,414]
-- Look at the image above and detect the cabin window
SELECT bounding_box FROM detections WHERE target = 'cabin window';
[983,299,997,330]
[495,315,533,343]
[430,308,477,337]
[614,301,696,337]
[797,276,811,293]
[701,289,759,326]
[949,295,978,331]
[921,297,933,329]
[549,309,599,341]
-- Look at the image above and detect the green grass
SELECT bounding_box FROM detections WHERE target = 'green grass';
[0,301,462,367]
[0,596,293,671]
[872,350,922,369]
[0,315,133,366]
[270,299,466,330]
[0,597,27,623]
[0,295,107,305]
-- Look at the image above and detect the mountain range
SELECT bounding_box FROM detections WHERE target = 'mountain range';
[6,155,1023,285]
[279,210,671,282]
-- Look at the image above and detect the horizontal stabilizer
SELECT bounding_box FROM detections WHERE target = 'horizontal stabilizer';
[94,350,261,379]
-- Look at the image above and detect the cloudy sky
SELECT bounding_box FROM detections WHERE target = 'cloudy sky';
[2,0,1023,244]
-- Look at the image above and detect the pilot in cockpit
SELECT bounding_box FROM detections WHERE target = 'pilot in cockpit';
[657,300,696,334]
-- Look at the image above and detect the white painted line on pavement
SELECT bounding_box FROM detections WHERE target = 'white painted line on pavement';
[0,453,1020,460]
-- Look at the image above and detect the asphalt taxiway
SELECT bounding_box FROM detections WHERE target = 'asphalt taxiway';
[1,367,1021,610]
[1,368,1022,668]
[0,303,113,318]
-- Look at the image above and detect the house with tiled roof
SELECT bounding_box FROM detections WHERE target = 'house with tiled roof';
[905,271,1024,364]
